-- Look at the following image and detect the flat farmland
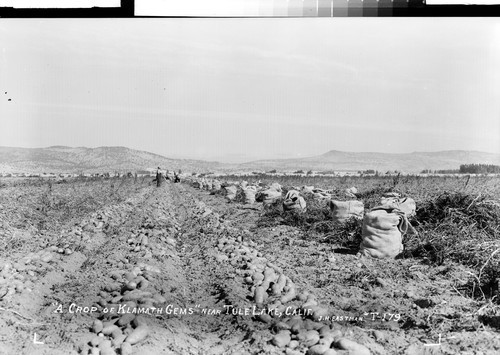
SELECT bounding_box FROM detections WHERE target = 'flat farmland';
[0,174,499,355]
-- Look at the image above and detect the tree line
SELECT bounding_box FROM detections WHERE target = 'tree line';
[421,164,500,174]
[459,164,500,174]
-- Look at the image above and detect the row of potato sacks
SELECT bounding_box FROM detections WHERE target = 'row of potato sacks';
[189,177,222,192]
[298,187,416,259]
[301,186,360,203]
[249,184,308,212]
[225,183,361,214]
[185,177,257,202]
[329,192,416,259]
[212,181,309,213]
[234,185,416,259]
[190,178,416,259]
[189,179,315,213]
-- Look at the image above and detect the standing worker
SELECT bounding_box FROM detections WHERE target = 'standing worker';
[156,167,163,187]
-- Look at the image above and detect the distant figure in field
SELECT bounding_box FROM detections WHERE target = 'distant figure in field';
[174,171,181,183]
[156,167,163,187]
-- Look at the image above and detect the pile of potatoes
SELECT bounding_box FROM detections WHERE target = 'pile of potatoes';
[125,219,165,257]
[79,202,172,354]
[215,235,327,318]
[126,233,150,254]
[80,263,166,355]
[177,194,375,354]
[0,248,55,299]
[80,315,150,355]
[46,225,92,257]
[80,210,113,233]
[149,235,177,259]
[81,219,102,233]
[128,218,180,254]
[54,202,130,257]
[190,199,222,229]
[57,226,84,252]
[54,243,75,255]
[215,234,372,355]
[272,321,371,355]
[18,248,55,265]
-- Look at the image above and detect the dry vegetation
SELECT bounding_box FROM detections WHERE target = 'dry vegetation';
[246,175,500,304]
[0,173,499,355]
[0,176,149,256]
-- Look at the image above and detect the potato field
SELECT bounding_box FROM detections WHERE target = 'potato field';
[0,174,499,355]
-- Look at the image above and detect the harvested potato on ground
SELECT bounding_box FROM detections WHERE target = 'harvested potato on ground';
[335,338,370,355]
[271,274,287,295]
[281,280,297,303]
[254,286,267,304]
[303,330,320,347]
[307,344,331,355]
[92,320,103,334]
[125,325,149,345]
[118,313,136,327]
[121,342,133,355]
[272,330,291,347]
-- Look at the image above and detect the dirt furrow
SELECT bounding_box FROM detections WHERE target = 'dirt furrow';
[180,181,500,355]
[5,178,499,355]
[161,183,253,354]
[162,183,373,355]
[55,183,249,355]
[0,185,154,355]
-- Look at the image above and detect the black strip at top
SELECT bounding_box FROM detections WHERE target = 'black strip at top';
[1,0,500,17]
[0,0,134,17]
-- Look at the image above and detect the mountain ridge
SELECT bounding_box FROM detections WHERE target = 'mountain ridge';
[0,146,224,174]
[240,149,500,173]
[0,146,499,174]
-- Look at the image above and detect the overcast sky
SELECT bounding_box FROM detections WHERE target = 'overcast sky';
[0,19,499,163]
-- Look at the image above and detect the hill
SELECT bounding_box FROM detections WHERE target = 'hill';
[2,147,499,175]
[0,146,223,174]
[238,150,500,173]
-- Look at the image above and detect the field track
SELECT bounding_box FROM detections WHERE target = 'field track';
[1,179,499,355]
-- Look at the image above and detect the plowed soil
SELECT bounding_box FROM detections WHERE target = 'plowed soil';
[1,178,499,355]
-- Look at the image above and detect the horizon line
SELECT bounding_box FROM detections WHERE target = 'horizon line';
[1,145,498,160]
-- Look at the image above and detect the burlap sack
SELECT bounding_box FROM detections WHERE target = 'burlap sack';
[359,206,409,258]
[256,188,282,206]
[241,186,257,204]
[282,190,307,212]
[212,180,222,191]
[301,186,315,194]
[345,187,358,197]
[383,192,401,198]
[329,200,364,223]
[269,183,282,192]
[311,188,331,201]
[224,185,238,201]
[380,196,416,217]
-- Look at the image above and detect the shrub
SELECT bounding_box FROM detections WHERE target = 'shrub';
[404,192,500,301]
